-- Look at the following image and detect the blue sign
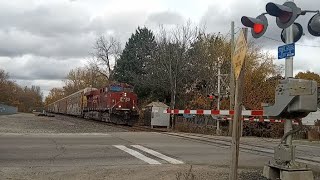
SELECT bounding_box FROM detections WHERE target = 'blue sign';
[278,43,295,59]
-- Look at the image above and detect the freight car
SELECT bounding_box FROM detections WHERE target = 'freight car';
[47,83,139,126]
[47,88,90,116]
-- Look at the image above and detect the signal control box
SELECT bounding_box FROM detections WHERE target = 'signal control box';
[263,78,318,119]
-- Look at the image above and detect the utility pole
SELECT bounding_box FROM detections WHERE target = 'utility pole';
[217,63,221,110]
[229,21,235,136]
[217,62,221,135]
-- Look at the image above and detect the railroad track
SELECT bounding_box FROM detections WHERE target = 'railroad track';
[122,125,320,168]
[122,125,320,167]
[53,114,320,168]
[158,132,320,168]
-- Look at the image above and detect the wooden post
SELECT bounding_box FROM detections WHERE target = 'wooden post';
[229,28,248,180]
[229,21,235,136]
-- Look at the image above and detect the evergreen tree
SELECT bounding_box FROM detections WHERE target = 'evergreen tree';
[113,27,157,98]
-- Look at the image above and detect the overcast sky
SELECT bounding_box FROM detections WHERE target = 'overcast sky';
[0,0,319,97]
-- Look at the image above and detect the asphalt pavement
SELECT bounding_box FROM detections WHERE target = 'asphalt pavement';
[0,132,271,180]
[0,113,320,179]
[0,132,270,168]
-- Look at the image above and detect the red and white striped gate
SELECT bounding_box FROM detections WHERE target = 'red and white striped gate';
[163,109,299,124]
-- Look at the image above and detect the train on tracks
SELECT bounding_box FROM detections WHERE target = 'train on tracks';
[47,83,139,126]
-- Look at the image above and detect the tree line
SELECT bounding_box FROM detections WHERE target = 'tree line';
[45,24,320,112]
[0,69,43,112]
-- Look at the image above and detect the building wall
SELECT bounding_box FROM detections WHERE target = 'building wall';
[0,103,18,115]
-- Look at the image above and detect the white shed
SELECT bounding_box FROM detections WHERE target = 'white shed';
[302,110,320,125]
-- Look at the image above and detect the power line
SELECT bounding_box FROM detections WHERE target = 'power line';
[295,42,320,48]
[262,36,282,43]
[262,35,320,48]
[234,27,242,35]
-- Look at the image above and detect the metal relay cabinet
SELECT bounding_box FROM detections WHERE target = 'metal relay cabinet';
[145,102,170,128]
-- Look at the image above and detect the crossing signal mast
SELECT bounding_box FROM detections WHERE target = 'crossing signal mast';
[241,1,320,180]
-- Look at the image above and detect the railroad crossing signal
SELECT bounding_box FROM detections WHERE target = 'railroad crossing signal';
[266,2,301,29]
[242,2,320,41]
[241,14,268,38]
[280,23,303,43]
[308,13,320,36]
[207,94,214,100]
[207,94,218,100]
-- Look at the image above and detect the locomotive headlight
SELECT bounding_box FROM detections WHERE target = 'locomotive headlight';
[118,105,121,108]
[124,93,127,97]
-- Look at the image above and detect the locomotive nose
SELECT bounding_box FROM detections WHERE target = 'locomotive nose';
[116,92,135,110]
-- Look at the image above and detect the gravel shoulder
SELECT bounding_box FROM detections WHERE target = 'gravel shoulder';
[0,165,268,180]
[0,113,127,133]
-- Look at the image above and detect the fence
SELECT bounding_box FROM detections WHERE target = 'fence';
[175,115,230,135]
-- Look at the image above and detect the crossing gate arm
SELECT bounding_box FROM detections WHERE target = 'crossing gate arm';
[163,109,300,124]
[164,109,264,116]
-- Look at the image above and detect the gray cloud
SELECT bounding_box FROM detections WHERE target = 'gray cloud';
[0,2,91,37]
[0,29,96,58]
[89,11,148,44]
[0,0,152,96]
[147,11,185,25]
[0,55,86,81]
[0,1,96,58]
[0,1,149,58]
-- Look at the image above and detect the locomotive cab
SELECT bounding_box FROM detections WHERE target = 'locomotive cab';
[103,83,138,112]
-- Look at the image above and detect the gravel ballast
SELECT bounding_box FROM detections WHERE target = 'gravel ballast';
[0,113,127,134]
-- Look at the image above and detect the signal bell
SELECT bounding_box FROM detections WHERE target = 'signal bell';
[266,2,301,29]
[281,23,303,43]
[241,14,268,38]
[308,13,320,36]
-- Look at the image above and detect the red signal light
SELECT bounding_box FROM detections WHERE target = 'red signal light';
[209,95,214,100]
[253,23,264,34]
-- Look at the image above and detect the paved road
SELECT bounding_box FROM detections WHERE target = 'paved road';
[1,114,320,179]
[0,132,270,168]
[0,132,273,179]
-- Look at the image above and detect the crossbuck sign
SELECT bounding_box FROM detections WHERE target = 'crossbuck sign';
[232,29,248,79]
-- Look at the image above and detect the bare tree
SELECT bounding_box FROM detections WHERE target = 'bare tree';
[62,66,109,95]
[150,23,201,128]
[91,36,121,80]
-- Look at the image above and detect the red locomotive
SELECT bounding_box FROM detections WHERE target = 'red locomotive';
[47,83,139,126]
[83,83,139,125]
